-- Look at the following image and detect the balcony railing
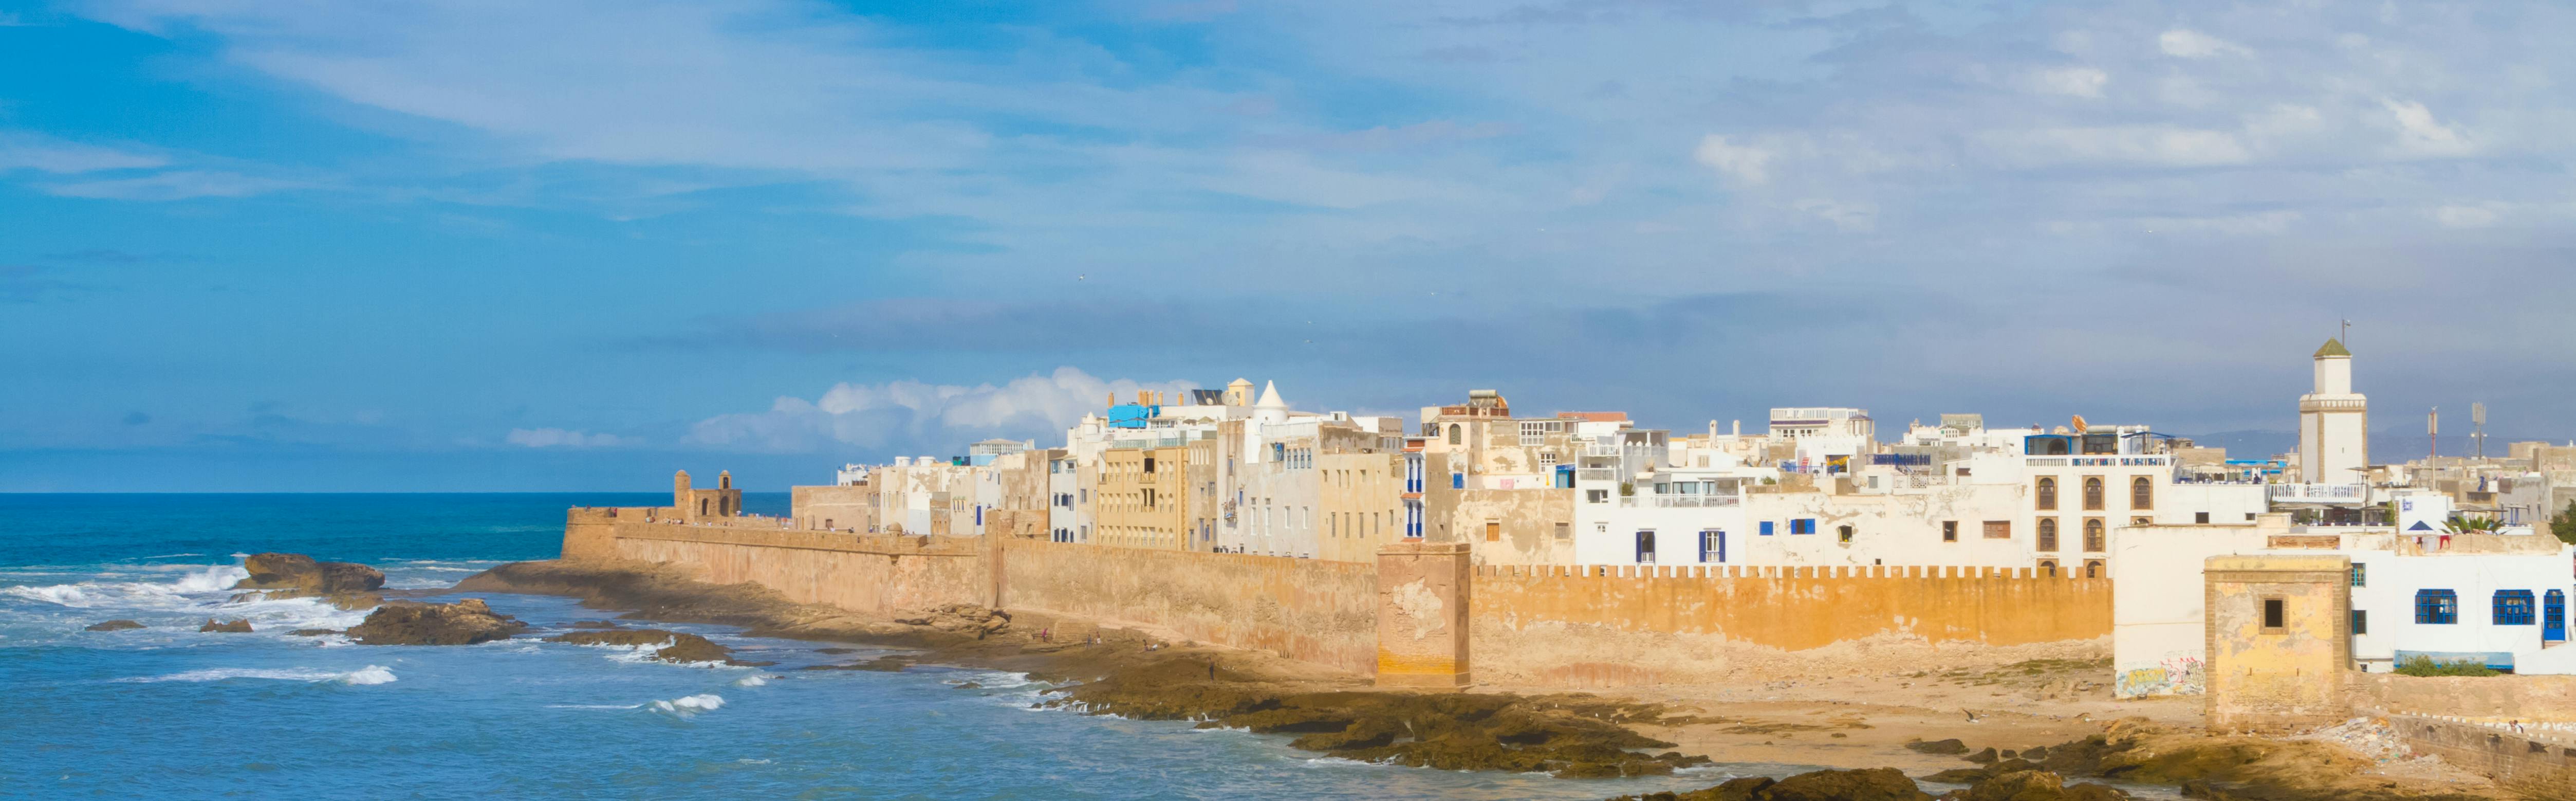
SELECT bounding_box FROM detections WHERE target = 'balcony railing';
[1620,494,1743,508]
[1576,468,1621,482]
[2270,483,2367,501]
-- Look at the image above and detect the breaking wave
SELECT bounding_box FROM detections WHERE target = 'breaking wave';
[124,665,397,685]
[4,564,249,608]
[650,694,725,716]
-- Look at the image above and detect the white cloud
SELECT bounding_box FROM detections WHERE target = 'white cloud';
[0,133,166,173]
[1692,135,1773,186]
[2380,99,2473,156]
[504,428,632,448]
[2135,209,2301,235]
[42,170,304,201]
[2432,205,2499,228]
[2158,29,2251,59]
[687,367,1195,453]
[2028,67,2108,99]
[1790,198,1877,232]
[1977,126,2251,168]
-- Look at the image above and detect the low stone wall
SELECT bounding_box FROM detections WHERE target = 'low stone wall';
[608,518,993,615]
[1469,563,2112,686]
[997,538,1379,676]
[2355,673,2576,722]
[2392,714,2576,799]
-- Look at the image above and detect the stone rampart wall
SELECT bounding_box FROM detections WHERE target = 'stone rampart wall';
[2356,674,2576,722]
[997,538,1379,676]
[2392,715,2576,799]
[609,520,992,615]
[565,517,2111,684]
[1469,562,2112,686]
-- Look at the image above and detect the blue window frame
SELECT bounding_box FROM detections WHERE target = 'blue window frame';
[1700,530,1725,563]
[2349,563,2365,587]
[1759,521,1775,536]
[2494,590,2537,625]
[1451,472,1465,489]
[1789,518,1817,535]
[2415,589,2459,625]
[2350,609,2367,635]
[1635,531,1656,563]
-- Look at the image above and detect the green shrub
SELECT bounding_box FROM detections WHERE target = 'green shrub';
[2394,655,2499,677]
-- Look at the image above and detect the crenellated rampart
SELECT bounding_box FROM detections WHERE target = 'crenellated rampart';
[560,509,2116,685]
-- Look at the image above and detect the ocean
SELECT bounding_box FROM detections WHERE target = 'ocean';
[0,493,1818,799]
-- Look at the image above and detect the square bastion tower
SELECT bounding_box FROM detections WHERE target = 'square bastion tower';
[2297,338,2368,484]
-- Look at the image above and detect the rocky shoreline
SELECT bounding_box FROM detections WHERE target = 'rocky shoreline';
[437,558,2506,799]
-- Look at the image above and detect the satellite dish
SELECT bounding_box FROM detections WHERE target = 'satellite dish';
[2071,414,2089,433]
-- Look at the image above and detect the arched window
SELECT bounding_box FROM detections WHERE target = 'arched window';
[2084,518,2105,552]
[2035,477,2057,511]
[2037,559,2059,577]
[2082,477,2105,511]
[2082,559,2103,578]
[1448,424,1462,445]
[699,499,709,516]
[2132,477,2153,509]
[2037,518,2059,551]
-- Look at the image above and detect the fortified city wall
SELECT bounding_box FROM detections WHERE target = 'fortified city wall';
[560,507,2115,687]
[1471,563,2112,686]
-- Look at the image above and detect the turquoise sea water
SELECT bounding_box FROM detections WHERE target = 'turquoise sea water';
[0,493,1834,799]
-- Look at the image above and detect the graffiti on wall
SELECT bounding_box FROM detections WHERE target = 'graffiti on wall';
[2116,654,2206,697]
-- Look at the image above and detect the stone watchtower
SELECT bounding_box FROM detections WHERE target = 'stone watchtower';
[674,469,743,522]
[2204,555,2351,732]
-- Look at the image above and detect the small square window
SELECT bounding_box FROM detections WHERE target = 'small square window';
[1760,521,1775,536]
[2351,609,2368,635]
[2262,597,2286,632]
[2195,512,2210,524]
[1941,521,1958,542]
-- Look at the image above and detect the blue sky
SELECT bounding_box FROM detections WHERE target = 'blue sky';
[2,0,2569,491]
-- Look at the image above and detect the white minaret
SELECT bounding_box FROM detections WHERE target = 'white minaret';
[2297,338,2368,484]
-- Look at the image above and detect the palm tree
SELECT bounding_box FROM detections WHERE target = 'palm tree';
[2444,514,2506,534]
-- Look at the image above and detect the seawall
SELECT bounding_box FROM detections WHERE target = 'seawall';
[561,508,2116,684]
[1470,563,2113,685]
[1000,538,1378,676]
[2390,714,2576,799]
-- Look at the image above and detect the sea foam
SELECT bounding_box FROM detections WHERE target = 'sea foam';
[650,694,726,716]
[124,665,396,685]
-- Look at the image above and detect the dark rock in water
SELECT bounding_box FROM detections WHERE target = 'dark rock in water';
[199,618,252,633]
[1609,769,1929,801]
[287,629,341,637]
[346,598,526,645]
[1960,769,2062,800]
[2022,745,2052,760]
[1908,738,1970,755]
[545,629,774,667]
[568,621,619,629]
[229,553,386,610]
[1762,768,1929,801]
[952,681,983,689]
[800,655,916,672]
[234,553,385,594]
[86,620,145,631]
[1966,747,2002,764]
